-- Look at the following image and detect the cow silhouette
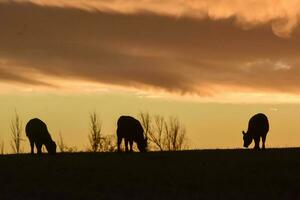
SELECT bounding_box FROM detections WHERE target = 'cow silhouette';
[242,113,269,150]
[25,118,57,155]
[117,116,147,152]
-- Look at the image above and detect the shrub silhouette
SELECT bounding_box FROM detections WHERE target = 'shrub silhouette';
[117,116,147,152]
[57,132,66,153]
[25,118,57,155]
[88,112,103,152]
[242,113,269,150]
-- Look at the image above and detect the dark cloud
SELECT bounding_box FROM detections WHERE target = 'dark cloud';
[1,1,300,95]
[0,66,51,86]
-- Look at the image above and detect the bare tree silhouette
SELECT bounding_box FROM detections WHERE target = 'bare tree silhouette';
[88,112,102,152]
[139,112,188,151]
[164,116,187,151]
[10,110,23,154]
[139,112,151,139]
[151,115,165,151]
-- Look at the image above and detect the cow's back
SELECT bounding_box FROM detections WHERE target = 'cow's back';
[117,116,143,139]
[248,113,269,136]
[26,118,50,142]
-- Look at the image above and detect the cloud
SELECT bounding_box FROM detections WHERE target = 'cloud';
[243,59,292,72]
[1,1,300,96]
[0,59,52,86]
[11,0,300,37]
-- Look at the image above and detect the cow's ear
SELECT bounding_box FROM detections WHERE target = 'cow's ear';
[242,131,245,135]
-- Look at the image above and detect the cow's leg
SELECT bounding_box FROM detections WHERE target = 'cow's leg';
[117,137,122,152]
[254,136,260,150]
[124,139,129,152]
[30,139,35,155]
[129,140,133,152]
[36,143,42,155]
[262,135,266,150]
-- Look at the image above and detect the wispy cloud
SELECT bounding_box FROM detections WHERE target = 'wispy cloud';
[243,59,292,72]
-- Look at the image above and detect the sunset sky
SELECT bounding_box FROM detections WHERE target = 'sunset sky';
[1,0,300,152]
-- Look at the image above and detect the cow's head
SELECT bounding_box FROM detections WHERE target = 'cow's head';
[242,131,253,148]
[137,137,148,152]
[46,140,57,154]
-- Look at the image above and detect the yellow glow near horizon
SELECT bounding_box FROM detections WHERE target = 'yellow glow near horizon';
[1,91,300,154]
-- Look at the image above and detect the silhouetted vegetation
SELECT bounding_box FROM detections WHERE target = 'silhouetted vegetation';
[87,112,117,152]
[88,112,103,152]
[10,110,23,154]
[150,115,165,151]
[58,132,66,153]
[164,117,188,151]
[57,132,79,153]
[64,146,78,153]
[139,112,152,139]
[100,134,117,152]
[139,112,188,151]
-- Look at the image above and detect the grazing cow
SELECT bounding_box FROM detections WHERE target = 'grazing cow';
[117,116,147,152]
[25,118,56,155]
[242,113,269,150]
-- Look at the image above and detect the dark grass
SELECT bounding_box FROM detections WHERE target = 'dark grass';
[1,148,300,200]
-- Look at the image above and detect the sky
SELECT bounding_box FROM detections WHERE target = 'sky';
[1,0,300,153]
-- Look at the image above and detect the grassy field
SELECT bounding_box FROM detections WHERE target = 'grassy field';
[0,149,300,200]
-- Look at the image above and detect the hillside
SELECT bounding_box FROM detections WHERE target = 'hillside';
[0,149,300,200]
